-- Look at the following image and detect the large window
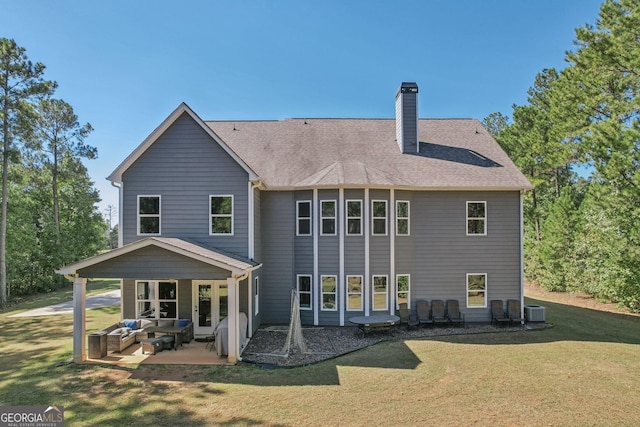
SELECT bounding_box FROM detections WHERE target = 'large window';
[321,200,336,235]
[346,200,362,235]
[297,275,312,310]
[372,275,388,310]
[297,201,311,236]
[321,275,337,311]
[396,201,410,236]
[467,273,487,308]
[372,200,387,235]
[138,195,160,235]
[210,195,234,235]
[136,280,177,319]
[467,201,486,235]
[396,274,410,308]
[346,275,363,311]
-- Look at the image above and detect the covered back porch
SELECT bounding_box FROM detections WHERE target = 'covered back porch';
[56,237,261,364]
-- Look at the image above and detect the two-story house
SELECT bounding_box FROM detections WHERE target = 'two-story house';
[58,82,532,364]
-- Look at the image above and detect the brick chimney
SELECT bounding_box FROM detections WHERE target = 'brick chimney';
[395,82,419,154]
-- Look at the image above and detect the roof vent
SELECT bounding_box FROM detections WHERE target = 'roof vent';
[395,82,419,154]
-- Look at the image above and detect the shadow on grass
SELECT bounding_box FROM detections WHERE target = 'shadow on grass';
[3,293,639,400]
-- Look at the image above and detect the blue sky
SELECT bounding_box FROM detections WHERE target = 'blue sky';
[2,0,603,218]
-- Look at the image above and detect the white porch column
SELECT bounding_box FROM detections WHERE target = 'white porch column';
[226,276,239,363]
[73,277,87,363]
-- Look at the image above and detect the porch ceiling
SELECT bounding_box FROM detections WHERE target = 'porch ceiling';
[56,237,260,279]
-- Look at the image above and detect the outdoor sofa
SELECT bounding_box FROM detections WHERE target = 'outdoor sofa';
[98,318,193,353]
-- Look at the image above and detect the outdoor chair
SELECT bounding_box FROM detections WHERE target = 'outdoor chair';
[445,299,465,327]
[507,299,524,326]
[416,300,433,327]
[490,299,510,326]
[430,299,449,326]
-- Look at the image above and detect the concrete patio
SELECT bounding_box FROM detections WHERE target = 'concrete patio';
[86,339,233,366]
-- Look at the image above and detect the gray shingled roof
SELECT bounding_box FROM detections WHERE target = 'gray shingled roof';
[206,118,532,190]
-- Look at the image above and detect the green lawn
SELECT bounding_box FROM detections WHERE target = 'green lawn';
[1,290,639,426]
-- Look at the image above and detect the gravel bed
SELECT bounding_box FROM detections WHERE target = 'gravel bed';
[241,323,530,367]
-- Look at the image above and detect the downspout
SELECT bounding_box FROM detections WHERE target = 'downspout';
[248,181,261,260]
[111,181,123,248]
[232,264,263,362]
[520,190,525,324]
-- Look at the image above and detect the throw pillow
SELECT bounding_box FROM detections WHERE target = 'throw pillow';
[124,319,138,330]
[176,319,189,327]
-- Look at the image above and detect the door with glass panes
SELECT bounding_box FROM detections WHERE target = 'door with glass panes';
[192,280,228,336]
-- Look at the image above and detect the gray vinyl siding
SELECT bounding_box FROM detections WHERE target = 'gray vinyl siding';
[258,188,522,326]
[405,191,521,322]
[122,279,135,318]
[77,245,234,280]
[260,191,296,324]
[121,112,250,257]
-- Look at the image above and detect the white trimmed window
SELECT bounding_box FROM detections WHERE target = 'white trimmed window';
[136,280,178,319]
[467,201,487,236]
[372,200,388,235]
[138,195,161,235]
[346,200,362,235]
[297,275,312,310]
[346,275,363,311]
[321,200,337,235]
[372,275,388,310]
[297,201,312,236]
[396,274,410,308]
[210,195,234,235]
[321,275,337,311]
[396,201,410,236]
[467,273,487,308]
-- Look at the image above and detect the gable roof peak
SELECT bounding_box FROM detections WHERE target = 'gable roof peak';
[107,102,258,184]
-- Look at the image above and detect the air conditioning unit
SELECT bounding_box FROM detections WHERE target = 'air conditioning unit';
[525,305,546,322]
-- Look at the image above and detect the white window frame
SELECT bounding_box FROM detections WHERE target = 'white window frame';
[372,275,388,311]
[346,275,363,311]
[466,201,487,236]
[297,274,312,310]
[135,280,178,319]
[346,199,363,236]
[296,200,312,236]
[210,195,234,235]
[321,275,338,311]
[396,274,410,308]
[372,200,388,236]
[321,200,337,236]
[396,200,410,236]
[137,195,161,236]
[466,273,487,308]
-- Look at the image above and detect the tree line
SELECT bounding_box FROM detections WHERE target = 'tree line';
[1,38,108,306]
[484,0,640,311]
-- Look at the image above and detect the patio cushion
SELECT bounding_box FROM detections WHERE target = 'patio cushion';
[139,319,155,329]
[175,319,189,327]
[124,319,138,330]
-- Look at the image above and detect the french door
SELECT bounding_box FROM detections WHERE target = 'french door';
[192,280,228,336]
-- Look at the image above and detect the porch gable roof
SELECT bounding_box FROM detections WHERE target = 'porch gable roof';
[56,237,260,277]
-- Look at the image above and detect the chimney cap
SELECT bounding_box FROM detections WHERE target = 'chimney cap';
[396,82,418,97]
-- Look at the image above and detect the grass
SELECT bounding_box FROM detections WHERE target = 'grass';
[1,289,639,426]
